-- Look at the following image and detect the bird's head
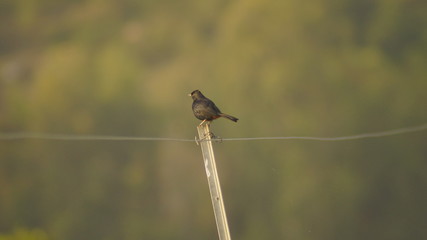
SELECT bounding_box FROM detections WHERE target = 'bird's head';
[188,90,205,100]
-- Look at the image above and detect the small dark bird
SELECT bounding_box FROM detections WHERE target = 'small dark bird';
[189,90,239,126]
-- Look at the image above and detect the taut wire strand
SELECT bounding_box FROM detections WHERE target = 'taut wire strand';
[0,123,426,142]
[0,133,194,142]
[222,123,427,142]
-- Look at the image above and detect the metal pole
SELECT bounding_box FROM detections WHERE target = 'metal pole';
[197,124,231,240]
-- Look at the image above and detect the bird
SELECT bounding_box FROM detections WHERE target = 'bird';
[189,90,239,126]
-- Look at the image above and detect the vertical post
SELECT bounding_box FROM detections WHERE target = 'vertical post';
[197,124,231,240]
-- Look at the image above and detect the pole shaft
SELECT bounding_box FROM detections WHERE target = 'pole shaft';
[197,124,231,240]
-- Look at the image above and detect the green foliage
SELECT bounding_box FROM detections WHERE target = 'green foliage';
[0,229,49,240]
[1,0,427,239]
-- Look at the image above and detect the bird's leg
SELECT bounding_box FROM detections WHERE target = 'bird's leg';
[199,119,207,126]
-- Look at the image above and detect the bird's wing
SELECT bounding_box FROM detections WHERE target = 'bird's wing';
[207,100,222,114]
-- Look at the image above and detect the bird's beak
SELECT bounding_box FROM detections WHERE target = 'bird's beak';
[187,93,192,97]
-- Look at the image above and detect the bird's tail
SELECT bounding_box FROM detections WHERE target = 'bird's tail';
[220,113,239,122]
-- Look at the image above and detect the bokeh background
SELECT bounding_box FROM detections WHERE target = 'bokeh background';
[1,0,427,239]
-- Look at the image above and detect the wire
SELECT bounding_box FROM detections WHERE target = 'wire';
[0,123,426,142]
[0,133,194,142]
[222,123,427,141]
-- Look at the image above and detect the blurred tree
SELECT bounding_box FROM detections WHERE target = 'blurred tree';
[0,228,49,240]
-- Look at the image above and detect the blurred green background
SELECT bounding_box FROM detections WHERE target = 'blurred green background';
[1,0,427,239]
